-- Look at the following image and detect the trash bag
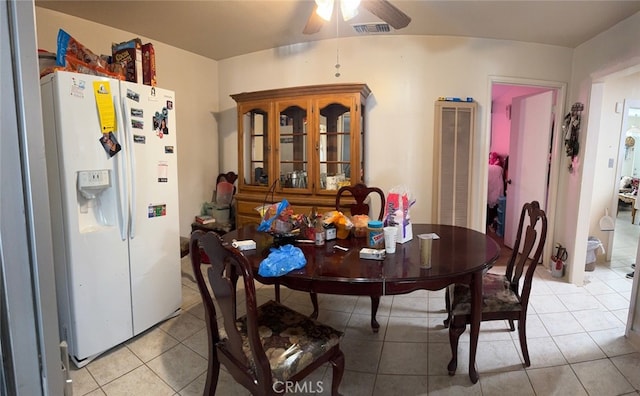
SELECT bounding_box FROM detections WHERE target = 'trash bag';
[586,236,604,264]
[258,244,306,277]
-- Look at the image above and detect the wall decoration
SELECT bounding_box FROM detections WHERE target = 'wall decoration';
[563,102,583,173]
[625,136,635,160]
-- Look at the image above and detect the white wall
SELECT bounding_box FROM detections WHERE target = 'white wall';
[218,35,573,225]
[34,5,640,286]
[568,11,640,343]
[35,7,219,237]
[554,11,640,286]
[589,73,640,260]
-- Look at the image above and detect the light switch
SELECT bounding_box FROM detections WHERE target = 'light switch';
[615,102,622,113]
[608,158,614,168]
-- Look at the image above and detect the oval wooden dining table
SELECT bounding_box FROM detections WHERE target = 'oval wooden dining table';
[221,223,500,383]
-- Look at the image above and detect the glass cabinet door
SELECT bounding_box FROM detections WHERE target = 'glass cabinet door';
[240,103,271,187]
[317,97,353,192]
[276,100,310,191]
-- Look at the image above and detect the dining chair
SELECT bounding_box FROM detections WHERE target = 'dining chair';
[216,171,238,195]
[190,230,345,395]
[309,183,386,331]
[335,182,385,221]
[445,200,547,372]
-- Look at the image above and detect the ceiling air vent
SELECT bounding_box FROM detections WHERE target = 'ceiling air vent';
[352,23,391,34]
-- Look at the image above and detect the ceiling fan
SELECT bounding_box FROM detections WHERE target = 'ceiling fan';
[303,0,411,35]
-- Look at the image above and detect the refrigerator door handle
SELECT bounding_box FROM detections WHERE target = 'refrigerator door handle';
[122,99,137,239]
[114,93,128,241]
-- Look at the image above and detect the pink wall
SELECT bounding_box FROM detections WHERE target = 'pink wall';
[490,84,555,158]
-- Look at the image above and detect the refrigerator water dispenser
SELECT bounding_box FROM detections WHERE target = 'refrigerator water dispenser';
[77,169,111,199]
[77,170,113,229]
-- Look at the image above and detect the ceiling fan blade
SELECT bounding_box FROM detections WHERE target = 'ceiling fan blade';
[303,5,326,34]
[361,0,411,30]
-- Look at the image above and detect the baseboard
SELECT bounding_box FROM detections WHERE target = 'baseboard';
[627,327,640,351]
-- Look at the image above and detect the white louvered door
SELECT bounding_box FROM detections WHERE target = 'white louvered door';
[433,101,477,226]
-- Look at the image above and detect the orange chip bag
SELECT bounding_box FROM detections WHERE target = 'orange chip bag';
[323,211,353,239]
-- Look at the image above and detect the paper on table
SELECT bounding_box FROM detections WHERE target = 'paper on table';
[418,233,440,239]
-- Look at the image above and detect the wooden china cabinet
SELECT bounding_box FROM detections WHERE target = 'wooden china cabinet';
[231,83,371,227]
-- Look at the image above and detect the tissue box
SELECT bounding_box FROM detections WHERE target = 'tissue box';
[232,240,256,251]
[359,248,386,260]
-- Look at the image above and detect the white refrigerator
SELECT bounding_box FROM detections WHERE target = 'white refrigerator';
[40,70,182,367]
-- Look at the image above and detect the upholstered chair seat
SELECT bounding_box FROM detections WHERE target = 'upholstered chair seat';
[230,300,342,382]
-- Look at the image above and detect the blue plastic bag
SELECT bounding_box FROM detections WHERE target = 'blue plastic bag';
[258,244,306,277]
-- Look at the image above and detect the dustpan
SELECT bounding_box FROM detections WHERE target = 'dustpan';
[599,208,615,231]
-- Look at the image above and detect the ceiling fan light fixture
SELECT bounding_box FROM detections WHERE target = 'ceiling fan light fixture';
[341,0,361,21]
[315,0,334,21]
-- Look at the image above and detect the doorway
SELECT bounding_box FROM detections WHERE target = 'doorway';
[611,99,640,277]
[485,78,565,266]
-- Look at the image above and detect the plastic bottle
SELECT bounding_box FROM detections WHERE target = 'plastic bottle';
[315,215,325,246]
[367,220,384,248]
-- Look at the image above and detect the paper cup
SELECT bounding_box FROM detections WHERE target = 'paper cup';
[418,234,434,268]
[383,226,397,254]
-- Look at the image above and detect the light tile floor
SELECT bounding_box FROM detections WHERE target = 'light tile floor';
[70,210,640,395]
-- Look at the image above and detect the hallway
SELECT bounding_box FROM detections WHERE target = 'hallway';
[608,204,638,279]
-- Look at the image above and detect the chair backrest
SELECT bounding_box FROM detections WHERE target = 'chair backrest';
[190,230,273,390]
[504,200,547,308]
[216,171,238,185]
[335,183,385,220]
[216,171,238,195]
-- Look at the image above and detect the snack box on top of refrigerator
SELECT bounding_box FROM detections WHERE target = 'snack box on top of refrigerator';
[142,43,156,86]
[112,38,142,83]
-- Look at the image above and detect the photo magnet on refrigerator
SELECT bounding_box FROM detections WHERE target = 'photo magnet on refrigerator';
[126,88,139,102]
[153,107,169,138]
[99,132,121,158]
